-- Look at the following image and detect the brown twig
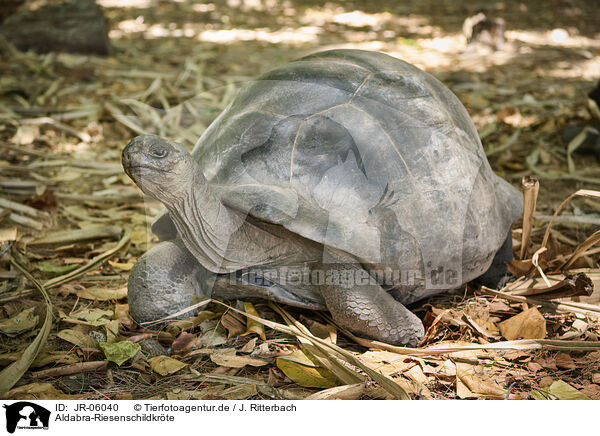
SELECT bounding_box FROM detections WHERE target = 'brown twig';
[31,361,108,378]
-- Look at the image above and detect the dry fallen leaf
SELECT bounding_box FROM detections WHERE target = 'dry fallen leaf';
[221,310,246,338]
[0,227,17,242]
[57,327,97,349]
[555,352,576,369]
[537,357,558,370]
[405,365,432,399]
[359,350,414,376]
[210,349,269,368]
[4,382,76,400]
[539,376,554,388]
[305,383,365,400]
[11,125,39,145]
[114,303,134,328]
[222,383,258,400]
[498,307,547,340]
[171,332,201,354]
[455,367,477,399]
[489,301,513,313]
[76,287,127,301]
[148,356,188,375]
[474,317,500,336]
[580,384,600,400]
[239,337,257,354]
[242,302,266,340]
[306,319,331,339]
[456,363,507,399]
[0,307,39,336]
[107,260,135,271]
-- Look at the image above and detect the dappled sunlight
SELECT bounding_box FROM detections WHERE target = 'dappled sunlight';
[507,29,600,50]
[197,26,321,44]
[225,0,281,12]
[110,17,199,39]
[102,1,598,80]
[191,3,216,12]
[546,58,600,80]
[111,20,322,44]
[332,10,390,28]
[420,35,465,54]
[97,0,155,8]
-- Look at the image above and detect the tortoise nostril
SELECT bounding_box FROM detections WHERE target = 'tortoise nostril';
[122,146,134,166]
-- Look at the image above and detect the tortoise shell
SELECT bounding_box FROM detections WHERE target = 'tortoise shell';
[167,49,521,293]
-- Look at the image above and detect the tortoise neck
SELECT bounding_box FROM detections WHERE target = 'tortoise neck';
[167,160,309,274]
[166,166,247,274]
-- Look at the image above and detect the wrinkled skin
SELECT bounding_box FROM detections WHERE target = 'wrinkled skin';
[122,49,523,346]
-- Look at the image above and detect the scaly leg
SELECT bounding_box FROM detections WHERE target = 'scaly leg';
[128,240,211,325]
[316,249,424,346]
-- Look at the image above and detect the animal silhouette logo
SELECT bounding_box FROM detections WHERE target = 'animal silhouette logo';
[3,402,50,433]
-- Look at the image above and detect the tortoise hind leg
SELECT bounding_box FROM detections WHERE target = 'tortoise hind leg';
[315,249,424,346]
[474,230,514,289]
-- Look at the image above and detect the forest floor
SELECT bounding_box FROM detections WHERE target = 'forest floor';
[1,0,600,400]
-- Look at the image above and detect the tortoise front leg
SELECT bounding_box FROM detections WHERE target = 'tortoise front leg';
[128,240,212,326]
[315,250,424,346]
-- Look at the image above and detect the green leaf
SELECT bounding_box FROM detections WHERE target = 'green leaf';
[35,261,79,275]
[277,349,339,389]
[98,341,141,366]
[531,380,592,400]
[530,389,553,400]
[549,380,591,400]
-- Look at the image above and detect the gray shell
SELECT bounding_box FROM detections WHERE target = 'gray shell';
[168,50,522,290]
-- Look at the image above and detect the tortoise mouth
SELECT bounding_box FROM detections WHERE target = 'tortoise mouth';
[124,164,156,172]
[123,164,176,186]
[125,164,174,174]
[123,164,160,182]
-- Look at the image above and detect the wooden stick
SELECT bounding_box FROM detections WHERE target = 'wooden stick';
[31,361,108,378]
[520,176,539,259]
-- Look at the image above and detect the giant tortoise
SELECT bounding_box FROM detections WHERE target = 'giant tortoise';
[122,49,523,346]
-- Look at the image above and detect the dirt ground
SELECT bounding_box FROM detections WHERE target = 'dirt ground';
[1,0,600,400]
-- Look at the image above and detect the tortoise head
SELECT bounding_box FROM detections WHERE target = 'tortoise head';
[122,134,197,205]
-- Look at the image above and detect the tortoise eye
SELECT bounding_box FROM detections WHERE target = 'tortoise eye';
[150,148,168,158]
